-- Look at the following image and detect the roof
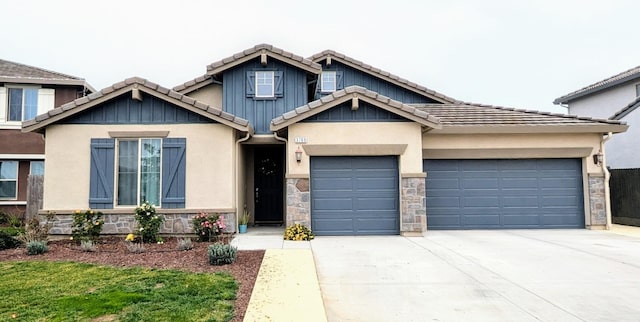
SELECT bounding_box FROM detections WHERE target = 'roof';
[174,44,322,94]
[413,102,627,134]
[610,96,640,120]
[308,50,458,104]
[270,86,441,131]
[22,77,253,133]
[0,58,95,92]
[554,65,640,105]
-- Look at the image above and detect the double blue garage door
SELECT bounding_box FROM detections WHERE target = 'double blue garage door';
[424,159,585,229]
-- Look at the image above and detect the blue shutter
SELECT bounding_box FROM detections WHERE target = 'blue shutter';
[162,138,186,208]
[89,138,115,209]
[274,71,284,97]
[246,71,255,97]
[336,71,344,90]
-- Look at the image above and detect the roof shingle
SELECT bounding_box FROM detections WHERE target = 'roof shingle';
[554,66,640,104]
[0,58,94,92]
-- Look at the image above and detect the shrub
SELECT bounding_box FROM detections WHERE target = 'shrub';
[16,212,55,244]
[71,209,104,243]
[192,212,227,242]
[208,243,237,265]
[176,238,193,251]
[124,241,146,253]
[80,240,97,252]
[134,202,164,243]
[26,241,48,255]
[0,231,21,250]
[284,223,315,241]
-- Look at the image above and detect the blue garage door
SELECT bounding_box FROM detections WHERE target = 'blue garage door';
[311,156,400,235]
[424,159,584,229]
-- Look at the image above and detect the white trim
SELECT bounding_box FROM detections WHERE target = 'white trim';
[255,71,275,98]
[115,138,163,207]
[320,71,337,93]
[0,154,45,160]
[0,123,22,130]
[0,201,26,205]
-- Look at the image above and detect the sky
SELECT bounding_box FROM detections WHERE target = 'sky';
[1,0,638,114]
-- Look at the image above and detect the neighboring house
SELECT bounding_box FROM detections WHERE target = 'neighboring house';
[0,59,93,216]
[554,66,640,169]
[23,44,627,236]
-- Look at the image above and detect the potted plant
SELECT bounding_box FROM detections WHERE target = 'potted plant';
[238,210,250,234]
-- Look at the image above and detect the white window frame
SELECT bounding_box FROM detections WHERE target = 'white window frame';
[255,71,275,98]
[6,86,39,122]
[115,138,163,208]
[320,71,337,93]
[0,161,19,200]
[29,161,44,176]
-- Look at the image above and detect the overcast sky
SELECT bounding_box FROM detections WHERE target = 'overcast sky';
[2,0,638,113]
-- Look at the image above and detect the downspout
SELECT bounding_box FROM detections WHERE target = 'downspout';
[234,131,251,231]
[601,132,613,229]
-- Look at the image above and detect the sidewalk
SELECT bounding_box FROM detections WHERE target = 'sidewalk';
[609,224,640,238]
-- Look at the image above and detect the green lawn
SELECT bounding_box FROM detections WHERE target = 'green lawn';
[0,261,237,321]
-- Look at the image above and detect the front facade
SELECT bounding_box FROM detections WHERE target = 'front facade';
[0,59,92,216]
[554,66,640,169]
[25,44,627,236]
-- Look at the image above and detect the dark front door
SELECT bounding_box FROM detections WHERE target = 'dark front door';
[254,146,284,224]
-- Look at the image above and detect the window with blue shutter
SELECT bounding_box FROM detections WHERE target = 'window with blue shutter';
[161,138,186,208]
[89,138,115,209]
[246,71,283,98]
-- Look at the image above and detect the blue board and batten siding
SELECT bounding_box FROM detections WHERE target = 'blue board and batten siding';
[222,59,309,134]
[63,94,214,124]
[424,159,585,229]
[304,100,407,122]
[318,61,440,104]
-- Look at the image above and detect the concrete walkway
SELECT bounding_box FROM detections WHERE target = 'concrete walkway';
[235,227,327,322]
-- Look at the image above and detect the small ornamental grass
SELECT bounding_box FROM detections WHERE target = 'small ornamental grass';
[208,243,237,266]
[26,241,48,255]
[71,209,104,243]
[176,238,193,251]
[284,223,315,241]
[134,202,164,243]
[80,240,97,252]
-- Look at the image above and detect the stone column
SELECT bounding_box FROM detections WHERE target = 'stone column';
[588,174,606,227]
[400,175,427,236]
[286,177,310,227]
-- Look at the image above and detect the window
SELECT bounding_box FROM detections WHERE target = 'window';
[256,71,274,97]
[636,84,640,97]
[8,88,38,121]
[321,71,337,92]
[30,161,44,176]
[0,161,18,200]
[117,139,161,206]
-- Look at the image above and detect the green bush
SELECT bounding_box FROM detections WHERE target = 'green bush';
[207,243,237,265]
[134,202,164,243]
[0,226,25,236]
[284,223,315,241]
[0,231,21,250]
[71,209,104,243]
[26,241,48,255]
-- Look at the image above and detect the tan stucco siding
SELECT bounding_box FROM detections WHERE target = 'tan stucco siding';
[43,123,235,210]
[287,122,424,175]
[186,84,223,108]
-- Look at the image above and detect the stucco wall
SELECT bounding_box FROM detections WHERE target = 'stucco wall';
[567,83,637,119]
[287,122,424,175]
[43,123,235,211]
[186,84,223,108]
[603,111,639,169]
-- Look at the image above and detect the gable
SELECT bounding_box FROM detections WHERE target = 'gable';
[62,93,215,124]
[304,100,408,123]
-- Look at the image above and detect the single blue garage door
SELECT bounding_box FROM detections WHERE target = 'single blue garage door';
[311,156,399,235]
[424,159,584,229]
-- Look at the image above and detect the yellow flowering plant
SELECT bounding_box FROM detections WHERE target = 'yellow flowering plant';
[71,209,104,243]
[134,201,164,243]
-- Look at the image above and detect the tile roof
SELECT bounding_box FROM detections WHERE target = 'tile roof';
[270,86,441,131]
[308,50,458,104]
[554,65,640,104]
[412,102,627,133]
[610,96,640,120]
[0,58,94,91]
[174,44,322,93]
[23,77,252,133]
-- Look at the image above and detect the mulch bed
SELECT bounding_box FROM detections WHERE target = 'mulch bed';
[0,237,265,322]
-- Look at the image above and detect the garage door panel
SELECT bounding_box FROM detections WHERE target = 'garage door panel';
[312,156,399,235]
[424,159,584,229]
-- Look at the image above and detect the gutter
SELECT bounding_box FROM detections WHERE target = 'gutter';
[601,132,613,229]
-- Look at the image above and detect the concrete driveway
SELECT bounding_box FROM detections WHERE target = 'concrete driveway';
[311,230,640,322]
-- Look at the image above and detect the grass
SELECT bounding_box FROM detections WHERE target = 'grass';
[0,261,238,321]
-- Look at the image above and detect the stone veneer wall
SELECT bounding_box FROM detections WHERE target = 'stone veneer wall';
[286,178,310,227]
[45,211,236,235]
[588,174,607,226]
[401,177,427,234]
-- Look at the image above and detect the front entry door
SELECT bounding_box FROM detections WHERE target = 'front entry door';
[254,146,284,224]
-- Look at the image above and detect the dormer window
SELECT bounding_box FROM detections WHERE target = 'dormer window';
[321,71,337,93]
[256,71,275,98]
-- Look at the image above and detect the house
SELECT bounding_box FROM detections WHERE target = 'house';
[23,44,627,236]
[554,66,640,169]
[0,59,93,217]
